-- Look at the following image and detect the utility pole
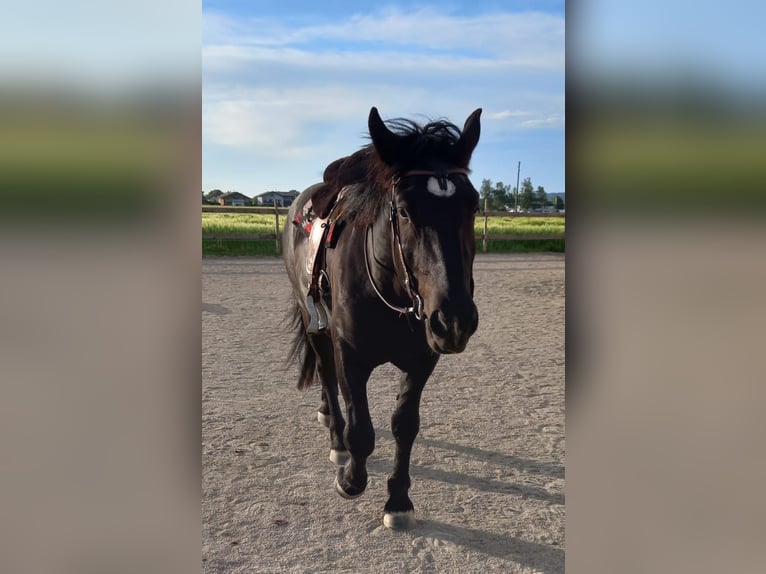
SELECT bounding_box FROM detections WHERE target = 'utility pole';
[514,161,521,212]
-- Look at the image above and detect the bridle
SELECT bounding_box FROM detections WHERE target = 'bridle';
[364,168,470,321]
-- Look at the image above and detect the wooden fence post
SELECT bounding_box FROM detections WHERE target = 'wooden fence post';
[273,199,281,254]
[482,196,489,253]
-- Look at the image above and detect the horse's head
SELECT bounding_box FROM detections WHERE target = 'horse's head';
[369,107,482,354]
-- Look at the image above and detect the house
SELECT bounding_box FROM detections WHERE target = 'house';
[204,189,225,203]
[255,190,300,207]
[218,191,252,206]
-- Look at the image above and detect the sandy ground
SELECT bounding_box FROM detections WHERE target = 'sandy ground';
[202,253,565,573]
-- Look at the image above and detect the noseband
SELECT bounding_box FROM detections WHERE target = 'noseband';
[364,168,470,320]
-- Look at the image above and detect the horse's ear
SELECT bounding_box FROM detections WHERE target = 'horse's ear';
[452,108,482,167]
[369,107,401,166]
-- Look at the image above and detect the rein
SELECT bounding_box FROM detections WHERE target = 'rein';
[364,224,423,319]
[363,168,469,320]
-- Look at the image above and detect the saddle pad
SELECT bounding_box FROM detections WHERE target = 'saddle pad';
[305,217,328,275]
[292,200,314,236]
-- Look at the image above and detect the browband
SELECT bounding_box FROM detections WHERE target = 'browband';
[400,168,470,178]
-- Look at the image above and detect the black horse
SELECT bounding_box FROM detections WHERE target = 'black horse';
[283,107,481,530]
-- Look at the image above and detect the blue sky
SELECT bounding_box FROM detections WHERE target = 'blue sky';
[202,1,565,198]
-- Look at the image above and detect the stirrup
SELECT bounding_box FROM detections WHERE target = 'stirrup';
[305,293,328,334]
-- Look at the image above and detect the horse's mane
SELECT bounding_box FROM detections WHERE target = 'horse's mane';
[311,117,464,227]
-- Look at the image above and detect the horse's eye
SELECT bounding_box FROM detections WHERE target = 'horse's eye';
[397,207,410,220]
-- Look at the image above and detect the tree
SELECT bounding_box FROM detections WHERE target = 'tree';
[534,186,547,210]
[519,177,534,211]
[479,178,493,210]
[491,181,512,210]
[479,178,514,211]
[553,195,565,210]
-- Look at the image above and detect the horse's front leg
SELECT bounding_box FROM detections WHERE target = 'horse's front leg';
[384,362,436,530]
[333,344,375,499]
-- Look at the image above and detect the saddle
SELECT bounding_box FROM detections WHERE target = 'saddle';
[290,148,372,333]
[291,185,349,333]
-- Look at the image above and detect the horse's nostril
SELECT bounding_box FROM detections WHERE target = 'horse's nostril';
[428,302,478,352]
[429,310,449,338]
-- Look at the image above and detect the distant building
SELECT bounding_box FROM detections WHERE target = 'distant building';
[204,189,225,204]
[255,190,300,207]
[218,191,251,206]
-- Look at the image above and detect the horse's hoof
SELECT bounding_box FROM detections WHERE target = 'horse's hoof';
[334,475,365,500]
[317,411,331,428]
[383,511,416,530]
[329,449,350,466]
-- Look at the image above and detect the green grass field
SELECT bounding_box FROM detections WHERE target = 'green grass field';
[202,212,565,236]
[202,212,564,255]
[202,212,277,235]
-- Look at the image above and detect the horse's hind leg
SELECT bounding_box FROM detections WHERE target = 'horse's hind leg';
[383,364,435,530]
[308,333,348,466]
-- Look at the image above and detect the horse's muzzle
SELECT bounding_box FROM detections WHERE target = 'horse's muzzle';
[426,301,479,354]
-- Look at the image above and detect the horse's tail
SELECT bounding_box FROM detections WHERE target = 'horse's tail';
[286,300,317,390]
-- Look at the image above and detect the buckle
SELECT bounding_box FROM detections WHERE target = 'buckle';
[413,294,424,321]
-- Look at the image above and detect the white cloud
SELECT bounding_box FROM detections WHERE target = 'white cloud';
[486,110,534,120]
[204,86,387,157]
[482,110,565,133]
[203,8,564,69]
[294,8,562,56]
[520,114,565,129]
[203,44,504,77]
